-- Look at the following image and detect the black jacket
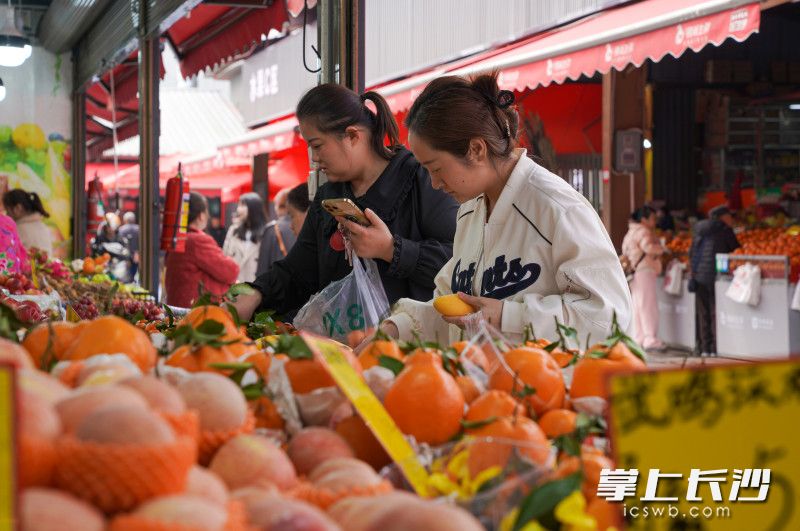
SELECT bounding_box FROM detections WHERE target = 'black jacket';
[250,148,458,316]
[689,219,740,286]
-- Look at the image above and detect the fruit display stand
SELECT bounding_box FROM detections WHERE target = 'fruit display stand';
[5,289,653,531]
[655,277,695,351]
[715,254,800,359]
[656,252,695,351]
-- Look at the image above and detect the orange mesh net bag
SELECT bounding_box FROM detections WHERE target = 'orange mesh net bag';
[109,500,251,531]
[288,479,394,510]
[54,435,197,514]
[19,433,57,488]
[161,410,200,441]
[198,411,256,466]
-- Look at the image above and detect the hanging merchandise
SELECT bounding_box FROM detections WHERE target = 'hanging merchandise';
[160,164,191,252]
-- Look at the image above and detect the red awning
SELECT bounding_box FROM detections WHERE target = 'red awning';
[379,0,761,112]
[167,3,289,79]
[85,52,167,161]
[113,161,251,193]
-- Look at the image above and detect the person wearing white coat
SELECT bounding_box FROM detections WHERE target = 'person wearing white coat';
[223,192,267,283]
[362,74,632,346]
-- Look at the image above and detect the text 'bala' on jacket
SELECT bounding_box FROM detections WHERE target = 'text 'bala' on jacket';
[388,149,633,346]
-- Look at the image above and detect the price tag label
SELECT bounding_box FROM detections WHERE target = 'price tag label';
[300,332,431,496]
[0,363,17,531]
[607,360,800,530]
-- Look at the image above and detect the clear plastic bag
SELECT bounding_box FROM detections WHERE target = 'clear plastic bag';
[293,257,390,343]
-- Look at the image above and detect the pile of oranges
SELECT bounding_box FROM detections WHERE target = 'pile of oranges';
[731,227,800,281]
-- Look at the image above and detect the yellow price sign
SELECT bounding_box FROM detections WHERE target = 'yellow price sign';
[0,363,17,531]
[607,360,800,530]
[300,332,431,496]
[30,260,39,290]
[65,305,81,323]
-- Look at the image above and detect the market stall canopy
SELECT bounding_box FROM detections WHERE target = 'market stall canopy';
[85,51,166,161]
[166,2,290,79]
[378,0,761,112]
[100,88,247,159]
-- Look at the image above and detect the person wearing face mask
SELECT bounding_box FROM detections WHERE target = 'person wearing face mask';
[621,206,666,351]
[233,84,458,321]
[165,192,240,308]
[371,73,631,346]
[223,192,268,283]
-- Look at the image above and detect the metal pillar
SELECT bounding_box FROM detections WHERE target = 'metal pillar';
[311,0,364,196]
[339,0,364,94]
[138,3,161,295]
[70,62,87,259]
[318,0,338,85]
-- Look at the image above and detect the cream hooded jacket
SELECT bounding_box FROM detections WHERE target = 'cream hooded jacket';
[387,150,632,345]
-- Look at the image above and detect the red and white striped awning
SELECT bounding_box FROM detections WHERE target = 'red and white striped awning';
[378,0,761,111]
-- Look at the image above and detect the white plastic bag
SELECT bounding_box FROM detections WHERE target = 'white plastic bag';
[293,258,390,343]
[663,260,685,296]
[791,282,800,312]
[725,263,762,306]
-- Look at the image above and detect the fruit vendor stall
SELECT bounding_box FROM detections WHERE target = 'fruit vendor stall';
[657,224,800,356]
[3,261,799,530]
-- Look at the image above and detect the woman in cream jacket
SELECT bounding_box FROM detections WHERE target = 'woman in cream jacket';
[348,74,632,345]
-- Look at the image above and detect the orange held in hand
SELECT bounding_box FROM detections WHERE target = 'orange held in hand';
[433,294,476,317]
[384,350,465,446]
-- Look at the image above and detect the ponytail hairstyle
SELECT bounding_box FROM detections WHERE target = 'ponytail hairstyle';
[296,84,401,160]
[3,189,50,218]
[405,72,519,162]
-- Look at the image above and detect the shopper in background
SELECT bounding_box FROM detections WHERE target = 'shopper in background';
[118,211,140,282]
[234,83,458,321]
[166,192,239,308]
[655,202,675,233]
[2,189,53,255]
[223,192,268,283]
[273,187,291,218]
[208,216,227,248]
[622,206,666,351]
[0,213,30,275]
[374,73,630,345]
[255,184,305,277]
[286,183,311,237]
[688,205,740,357]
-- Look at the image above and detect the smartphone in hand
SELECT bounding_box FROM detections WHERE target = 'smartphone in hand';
[321,198,371,226]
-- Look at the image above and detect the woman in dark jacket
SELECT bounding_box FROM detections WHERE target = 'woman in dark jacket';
[234,84,458,320]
